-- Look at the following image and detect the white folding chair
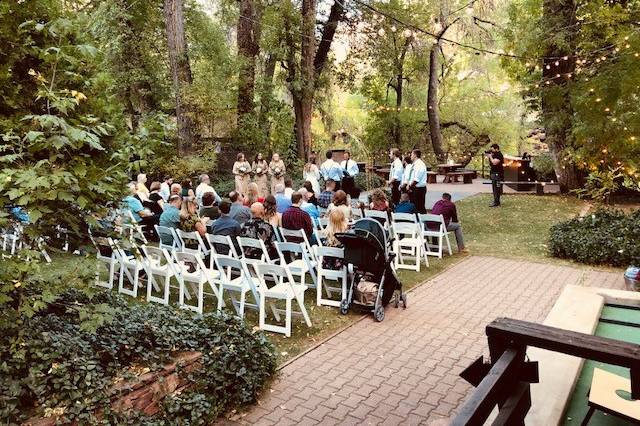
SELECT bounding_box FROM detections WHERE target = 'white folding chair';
[155,225,181,251]
[123,211,148,244]
[351,207,363,220]
[255,263,312,337]
[213,255,260,318]
[176,229,209,257]
[279,228,318,263]
[418,213,453,258]
[112,239,146,297]
[237,237,276,270]
[314,246,348,308]
[275,241,318,288]
[206,234,239,259]
[391,212,418,224]
[392,222,428,271]
[141,245,179,306]
[89,234,119,290]
[173,251,222,315]
[364,209,390,229]
[1,224,23,256]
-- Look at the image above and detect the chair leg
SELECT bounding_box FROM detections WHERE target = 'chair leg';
[239,291,246,318]
[197,281,204,315]
[445,233,452,255]
[296,293,312,327]
[285,298,292,337]
[580,406,595,426]
[163,274,171,305]
[316,272,322,306]
[217,283,225,313]
[259,294,266,330]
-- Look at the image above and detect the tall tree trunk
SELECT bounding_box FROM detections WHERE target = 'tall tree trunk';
[164,0,197,155]
[394,73,403,147]
[427,41,446,162]
[298,0,316,160]
[259,54,277,143]
[237,0,261,119]
[541,0,581,192]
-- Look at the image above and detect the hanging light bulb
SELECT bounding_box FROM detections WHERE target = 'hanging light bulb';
[555,61,560,66]
[546,64,551,69]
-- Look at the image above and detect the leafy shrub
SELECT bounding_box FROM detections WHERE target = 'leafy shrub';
[0,277,276,424]
[549,208,640,266]
[355,172,386,191]
[573,167,637,204]
[531,152,556,181]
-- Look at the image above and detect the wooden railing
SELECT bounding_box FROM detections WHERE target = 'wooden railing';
[452,317,640,426]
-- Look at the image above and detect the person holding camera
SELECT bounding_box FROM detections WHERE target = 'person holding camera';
[486,143,504,207]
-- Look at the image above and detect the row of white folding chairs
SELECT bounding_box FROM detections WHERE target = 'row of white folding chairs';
[93,233,347,336]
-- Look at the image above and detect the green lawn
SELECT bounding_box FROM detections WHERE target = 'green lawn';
[42,193,589,365]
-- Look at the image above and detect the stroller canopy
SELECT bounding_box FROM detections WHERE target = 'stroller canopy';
[351,218,387,253]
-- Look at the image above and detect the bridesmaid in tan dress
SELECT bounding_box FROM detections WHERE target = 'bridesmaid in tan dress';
[268,153,286,194]
[252,152,269,197]
[232,152,251,195]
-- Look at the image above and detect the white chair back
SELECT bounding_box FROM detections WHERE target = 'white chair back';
[364,209,390,228]
[213,254,260,304]
[207,234,238,258]
[155,225,180,251]
[351,207,363,220]
[237,236,272,265]
[391,212,418,224]
[176,229,208,257]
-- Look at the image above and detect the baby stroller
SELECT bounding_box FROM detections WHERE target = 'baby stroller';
[335,218,406,322]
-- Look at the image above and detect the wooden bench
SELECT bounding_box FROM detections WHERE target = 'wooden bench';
[427,171,438,184]
[444,170,475,184]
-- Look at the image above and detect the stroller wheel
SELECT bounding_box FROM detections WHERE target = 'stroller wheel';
[374,305,385,322]
[401,293,408,309]
[340,299,349,315]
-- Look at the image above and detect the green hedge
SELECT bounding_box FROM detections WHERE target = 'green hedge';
[549,209,640,266]
[0,285,276,424]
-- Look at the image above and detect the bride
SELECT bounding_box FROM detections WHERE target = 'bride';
[303,153,321,195]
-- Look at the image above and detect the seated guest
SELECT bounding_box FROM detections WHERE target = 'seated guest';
[159,195,182,233]
[160,176,172,201]
[328,190,351,221]
[180,197,209,238]
[431,193,467,253]
[240,202,278,260]
[303,181,318,206]
[136,173,150,201]
[369,189,389,211]
[322,208,348,269]
[244,182,264,206]
[123,182,157,232]
[181,179,195,199]
[170,183,182,197]
[263,195,281,227]
[284,177,294,199]
[299,188,320,220]
[229,191,252,225]
[199,192,220,221]
[195,174,221,207]
[282,191,314,241]
[274,183,292,213]
[210,200,241,239]
[394,192,416,214]
[349,187,363,209]
[318,179,336,209]
[146,181,165,215]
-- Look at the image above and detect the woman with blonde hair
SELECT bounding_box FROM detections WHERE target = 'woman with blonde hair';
[263,195,281,227]
[322,208,348,269]
[233,152,251,195]
[328,190,352,221]
[268,153,286,194]
[244,182,264,206]
[252,152,269,197]
[179,197,209,238]
[303,153,321,195]
[136,173,150,201]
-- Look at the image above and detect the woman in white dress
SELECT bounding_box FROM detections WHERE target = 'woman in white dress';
[303,153,321,195]
[232,152,251,195]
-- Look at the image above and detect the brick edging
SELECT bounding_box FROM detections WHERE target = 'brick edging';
[277,255,471,371]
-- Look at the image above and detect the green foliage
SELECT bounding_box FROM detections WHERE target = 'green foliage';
[149,143,218,183]
[0,273,277,424]
[573,167,637,204]
[531,152,557,181]
[549,209,640,266]
[355,172,386,192]
[0,9,128,240]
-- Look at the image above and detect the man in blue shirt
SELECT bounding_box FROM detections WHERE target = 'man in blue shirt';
[394,192,416,214]
[210,201,241,238]
[388,148,404,206]
[320,151,343,190]
[318,179,336,208]
[409,150,428,214]
[158,195,182,245]
[274,183,292,213]
[299,188,320,220]
[229,191,252,225]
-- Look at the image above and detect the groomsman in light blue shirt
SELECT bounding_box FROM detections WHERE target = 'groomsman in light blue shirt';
[340,150,359,197]
[409,149,427,214]
[320,151,343,190]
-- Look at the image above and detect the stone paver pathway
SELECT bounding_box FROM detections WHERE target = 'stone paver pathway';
[239,256,624,425]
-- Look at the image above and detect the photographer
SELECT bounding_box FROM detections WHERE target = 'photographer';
[486,143,504,207]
